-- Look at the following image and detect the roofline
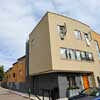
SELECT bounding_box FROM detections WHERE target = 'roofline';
[5,55,26,73]
[13,62,18,65]
[29,12,48,37]
[29,11,91,37]
[92,31,100,36]
[18,55,26,61]
[6,67,13,73]
[47,11,90,28]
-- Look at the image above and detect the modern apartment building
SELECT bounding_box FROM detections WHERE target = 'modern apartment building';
[29,12,100,99]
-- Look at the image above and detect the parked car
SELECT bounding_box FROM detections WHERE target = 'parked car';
[69,87,100,100]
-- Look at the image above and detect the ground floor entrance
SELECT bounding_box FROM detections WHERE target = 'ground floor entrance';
[31,72,96,100]
[82,75,90,89]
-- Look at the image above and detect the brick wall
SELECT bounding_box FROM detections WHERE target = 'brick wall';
[5,56,26,83]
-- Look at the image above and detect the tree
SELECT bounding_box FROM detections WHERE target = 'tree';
[0,65,4,81]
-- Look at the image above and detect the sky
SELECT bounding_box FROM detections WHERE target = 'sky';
[0,0,100,71]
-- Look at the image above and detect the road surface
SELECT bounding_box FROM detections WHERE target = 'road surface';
[0,87,29,100]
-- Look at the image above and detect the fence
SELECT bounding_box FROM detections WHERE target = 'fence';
[1,82,58,100]
[32,88,52,100]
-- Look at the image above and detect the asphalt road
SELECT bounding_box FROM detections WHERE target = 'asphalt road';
[0,87,29,100]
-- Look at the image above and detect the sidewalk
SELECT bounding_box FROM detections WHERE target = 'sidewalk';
[9,89,46,100]
[0,87,37,100]
[0,86,10,95]
[0,87,68,100]
[9,90,37,100]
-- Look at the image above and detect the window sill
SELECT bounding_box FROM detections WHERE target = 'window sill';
[60,58,94,63]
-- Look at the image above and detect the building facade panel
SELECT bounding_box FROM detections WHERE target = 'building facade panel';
[29,14,52,75]
[48,12,99,74]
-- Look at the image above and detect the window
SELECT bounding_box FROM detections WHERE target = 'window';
[84,33,89,39]
[97,76,100,84]
[69,49,75,60]
[13,73,15,78]
[82,52,94,61]
[67,76,77,88]
[81,51,93,61]
[60,48,75,60]
[85,52,93,61]
[95,41,100,60]
[81,51,86,60]
[75,51,81,60]
[57,24,67,40]
[60,48,66,59]
[67,49,71,59]
[88,53,93,61]
[84,33,91,40]
[74,30,81,40]
[84,33,91,46]
[85,52,89,60]
[95,41,100,52]
[60,47,94,62]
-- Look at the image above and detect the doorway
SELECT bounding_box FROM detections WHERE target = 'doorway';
[82,75,90,89]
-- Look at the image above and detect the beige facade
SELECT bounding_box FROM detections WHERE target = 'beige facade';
[29,14,52,75]
[29,12,100,87]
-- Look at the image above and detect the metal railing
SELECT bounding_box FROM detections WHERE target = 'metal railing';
[32,88,53,100]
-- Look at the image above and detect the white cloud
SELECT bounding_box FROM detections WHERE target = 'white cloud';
[52,0,100,32]
[0,0,36,70]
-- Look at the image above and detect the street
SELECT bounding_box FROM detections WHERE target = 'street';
[0,87,29,100]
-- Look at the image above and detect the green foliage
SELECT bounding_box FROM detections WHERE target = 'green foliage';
[0,65,4,81]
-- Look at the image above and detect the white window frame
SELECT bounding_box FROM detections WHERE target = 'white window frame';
[74,30,81,40]
[57,24,67,40]
[60,48,66,59]
[76,51,81,60]
[84,33,91,46]
[69,49,75,60]
[95,41,100,60]
[88,53,93,61]
[81,51,86,60]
